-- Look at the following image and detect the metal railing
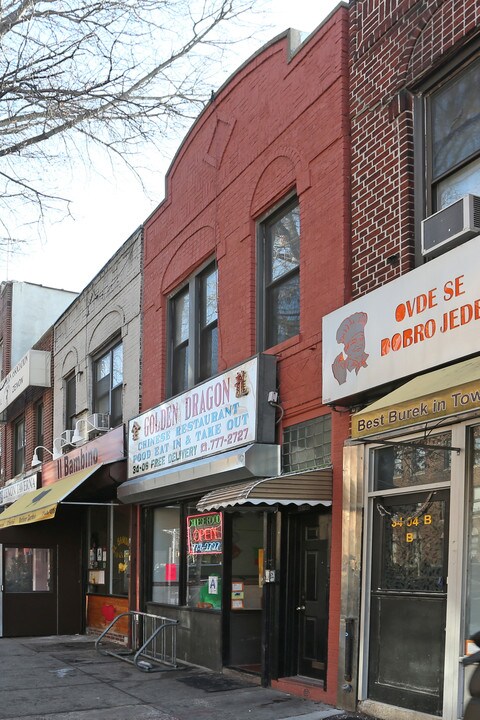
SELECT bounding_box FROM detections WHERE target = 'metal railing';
[95,611,180,672]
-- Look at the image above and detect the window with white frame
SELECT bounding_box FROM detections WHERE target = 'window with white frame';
[258,196,300,350]
[169,261,218,397]
[93,341,123,427]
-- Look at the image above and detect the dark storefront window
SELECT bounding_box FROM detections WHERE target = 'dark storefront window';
[4,547,52,592]
[186,505,222,609]
[152,506,181,604]
[282,415,331,472]
[88,504,129,596]
[467,425,480,638]
[147,502,223,611]
[373,432,451,491]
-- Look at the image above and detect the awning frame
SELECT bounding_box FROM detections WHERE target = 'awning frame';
[196,467,333,512]
[358,437,461,455]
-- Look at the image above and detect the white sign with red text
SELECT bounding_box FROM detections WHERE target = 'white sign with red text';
[322,235,480,403]
[128,358,259,478]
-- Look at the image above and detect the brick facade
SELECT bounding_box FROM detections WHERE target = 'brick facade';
[350,0,480,299]
[143,10,350,703]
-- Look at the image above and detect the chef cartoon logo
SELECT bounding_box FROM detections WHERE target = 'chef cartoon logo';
[331,311,369,385]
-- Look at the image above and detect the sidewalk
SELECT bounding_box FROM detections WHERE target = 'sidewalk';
[0,634,365,720]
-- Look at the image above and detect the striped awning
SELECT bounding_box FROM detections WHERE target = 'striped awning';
[196,468,333,512]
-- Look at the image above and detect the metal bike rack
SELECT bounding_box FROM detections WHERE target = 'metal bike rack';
[95,611,180,672]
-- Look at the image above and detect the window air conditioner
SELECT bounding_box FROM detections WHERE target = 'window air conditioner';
[88,413,110,431]
[421,194,480,257]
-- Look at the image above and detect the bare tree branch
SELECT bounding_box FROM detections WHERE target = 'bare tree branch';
[0,0,262,241]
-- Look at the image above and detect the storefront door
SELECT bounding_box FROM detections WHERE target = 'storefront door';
[368,490,449,716]
[2,544,58,637]
[226,511,264,674]
[297,512,330,680]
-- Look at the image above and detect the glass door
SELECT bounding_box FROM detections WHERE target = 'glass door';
[368,490,449,716]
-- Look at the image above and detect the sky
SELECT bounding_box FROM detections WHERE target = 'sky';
[1,0,342,294]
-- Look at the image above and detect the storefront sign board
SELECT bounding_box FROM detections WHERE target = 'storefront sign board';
[0,350,50,414]
[0,474,38,506]
[323,235,480,403]
[42,425,124,486]
[352,356,480,438]
[128,356,275,479]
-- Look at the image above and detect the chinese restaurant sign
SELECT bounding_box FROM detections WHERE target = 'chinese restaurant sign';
[187,513,223,555]
[323,235,480,403]
[128,357,260,478]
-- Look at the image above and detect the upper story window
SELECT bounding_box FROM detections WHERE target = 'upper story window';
[65,373,76,431]
[427,56,480,212]
[93,341,123,427]
[35,402,44,463]
[13,416,25,476]
[258,197,300,350]
[169,261,218,397]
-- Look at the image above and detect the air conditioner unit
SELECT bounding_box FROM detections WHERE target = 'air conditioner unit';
[63,429,74,445]
[421,194,480,257]
[88,413,110,431]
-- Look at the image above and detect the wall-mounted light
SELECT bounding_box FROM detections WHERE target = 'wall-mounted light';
[31,430,74,468]
[72,414,109,444]
[31,445,54,468]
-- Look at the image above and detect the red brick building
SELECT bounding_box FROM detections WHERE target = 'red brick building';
[120,8,350,705]
[322,1,480,718]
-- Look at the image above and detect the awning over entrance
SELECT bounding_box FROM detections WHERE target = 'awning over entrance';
[352,355,480,439]
[118,444,280,504]
[0,464,103,529]
[196,468,333,512]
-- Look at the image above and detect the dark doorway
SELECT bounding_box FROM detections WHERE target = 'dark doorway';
[285,510,331,683]
[3,544,58,636]
[225,511,264,674]
[0,507,84,637]
[368,490,449,716]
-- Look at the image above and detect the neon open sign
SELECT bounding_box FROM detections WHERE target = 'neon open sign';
[187,512,223,555]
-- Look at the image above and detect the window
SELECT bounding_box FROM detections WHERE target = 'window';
[87,503,130,596]
[147,501,223,611]
[65,373,76,431]
[93,342,123,427]
[258,197,300,350]
[152,506,181,604]
[35,403,44,463]
[4,547,52,592]
[282,415,331,472]
[426,56,480,211]
[467,425,480,638]
[169,261,218,396]
[13,416,25,475]
[372,432,451,491]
